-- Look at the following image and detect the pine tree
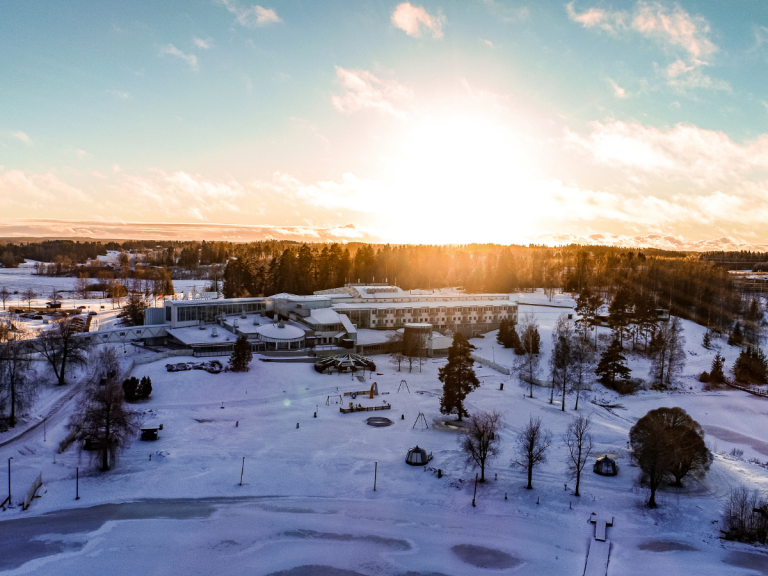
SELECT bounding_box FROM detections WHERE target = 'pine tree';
[703,330,711,350]
[608,286,632,347]
[728,322,744,346]
[228,335,253,372]
[710,353,725,384]
[496,320,510,347]
[509,325,524,354]
[438,332,480,421]
[734,347,768,385]
[595,337,631,387]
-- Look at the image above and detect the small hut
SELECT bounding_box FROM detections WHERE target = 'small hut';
[314,353,376,374]
[140,421,163,441]
[593,455,618,476]
[405,445,433,466]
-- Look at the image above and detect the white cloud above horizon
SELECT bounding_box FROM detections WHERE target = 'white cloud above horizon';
[567,1,724,90]
[160,44,198,70]
[218,0,281,27]
[331,67,414,117]
[391,2,445,39]
[10,131,33,145]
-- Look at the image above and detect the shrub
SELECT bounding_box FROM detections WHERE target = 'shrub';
[722,487,768,544]
[734,347,768,385]
[699,371,710,383]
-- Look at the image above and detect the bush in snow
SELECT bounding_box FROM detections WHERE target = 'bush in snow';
[722,487,768,544]
[734,347,768,385]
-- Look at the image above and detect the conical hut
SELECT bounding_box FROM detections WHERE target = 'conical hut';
[593,455,618,476]
[314,353,376,374]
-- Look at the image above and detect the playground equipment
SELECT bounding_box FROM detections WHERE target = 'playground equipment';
[344,382,379,399]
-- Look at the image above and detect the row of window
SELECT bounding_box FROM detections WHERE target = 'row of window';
[372,305,511,317]
[174,302,265,323]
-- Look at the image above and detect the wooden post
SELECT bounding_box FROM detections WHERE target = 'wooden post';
[44,419,46,442]
[7,457,12,507]
[240,457,245,486]
[374,462,377,491]
[472,473,478,507]
[76,467,80,500]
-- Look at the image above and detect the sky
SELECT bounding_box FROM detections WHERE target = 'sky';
[2,0,768,250]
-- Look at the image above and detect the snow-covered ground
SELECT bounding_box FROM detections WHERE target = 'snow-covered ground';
[1,293,768,575]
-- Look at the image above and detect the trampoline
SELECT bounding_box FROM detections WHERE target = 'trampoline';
[366,417,394,427]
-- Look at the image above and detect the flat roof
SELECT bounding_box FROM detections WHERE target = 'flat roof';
[332,299,517,310]
[167,325,236,346]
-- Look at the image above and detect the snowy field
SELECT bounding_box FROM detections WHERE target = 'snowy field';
[1,297,768,574]
[0,261,206,310]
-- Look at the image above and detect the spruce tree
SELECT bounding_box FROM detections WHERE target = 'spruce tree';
[702,330,711,350]
[509,324,524,355]
[728,322,743,346]
[496,320,510,347]
[229,335,253,372]
[734,347,768,385]
[710,353,725,384]
[438,332,480,421]
[595,337,631,387]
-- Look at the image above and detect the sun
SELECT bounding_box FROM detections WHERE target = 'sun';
[379,115,536,244]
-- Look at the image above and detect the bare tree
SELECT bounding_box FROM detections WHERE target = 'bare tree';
[22,288,36,310]
[549,314,575,410]
[74,275,90,300]
[514,415,552,490]
[571,339,595,410]
[403,329,428,373]
[629,406,710,507]
[35,319,90,386]
[649,318,686,388]
[460,410,502,482]
[50,287,60,305]
[0,334,38,427]
[387,330,405,371]
[110,281,126,309]
[563,415,594,496]
[515,313,541,398]
[0,286,10,311]
[70,370,140,471]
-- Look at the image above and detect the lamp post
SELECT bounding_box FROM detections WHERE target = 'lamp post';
[7,457,12,508]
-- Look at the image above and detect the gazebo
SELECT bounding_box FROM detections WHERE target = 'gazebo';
[405,445,433,466]
[593,455,619,476]
[314,353,376,374]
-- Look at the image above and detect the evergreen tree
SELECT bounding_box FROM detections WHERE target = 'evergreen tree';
[734,347,768,385]
[229,335,253,372]
[496,319,510,347]
[521,324,541,355]
[703,330,711,349]
[710,353,725,384]
[509,324,524,354]
[607,286,632,347]
[595,337,631,387]
[728,322,744,346]
[438,332,480,421]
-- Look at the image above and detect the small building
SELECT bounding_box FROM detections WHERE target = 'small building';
[140,421,163,441]
[255,320,305,350]
[593,455,618,476]
[405,445,433,466]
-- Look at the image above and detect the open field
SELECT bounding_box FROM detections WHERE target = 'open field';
[1,302,768,574]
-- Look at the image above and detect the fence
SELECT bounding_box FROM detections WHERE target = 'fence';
[23,473,42,510]
[725,379,768,398]
[470,353,511,375]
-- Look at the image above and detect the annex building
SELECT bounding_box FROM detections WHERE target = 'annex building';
[135,283,518,357]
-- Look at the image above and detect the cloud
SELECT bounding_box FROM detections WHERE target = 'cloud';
[10,131,32,145]
[193,37,212,49]
[0,169,87,212]
[567,1,721,89]
[564,119,768,183]
[391,2,445,38]
[608,79,627,98]
[160,44,198,70]
[75,149,92,159]
[218,1,281,27]
[107,89,130,99]
[331,67,414,117]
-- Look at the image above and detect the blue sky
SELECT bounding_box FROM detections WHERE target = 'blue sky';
[2,1,768,249]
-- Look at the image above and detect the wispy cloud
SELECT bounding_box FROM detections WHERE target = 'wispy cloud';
[608,79,627,98]
[107,88,130,99]
[193,37,213,49]
[391,2,445,39]
[75,149,92,159]
[331,67,414,117]
[10,131,32,145]
[218,1,281,27]
[160,44,199,70]
[567,1,723,90]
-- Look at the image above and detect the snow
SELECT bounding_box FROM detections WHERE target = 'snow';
[1,290,768,574]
